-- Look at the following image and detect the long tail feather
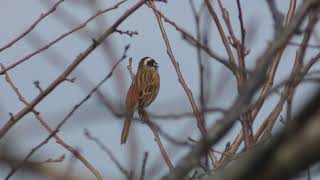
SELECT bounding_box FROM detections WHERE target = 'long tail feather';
[120,112,134,145]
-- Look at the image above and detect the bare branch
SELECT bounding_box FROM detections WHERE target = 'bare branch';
[5,130,59,179]
[0,0,144,138]
[0,0,65,52]
[164,0,320,178]
[140,152,149,180]
[266,0,285,32]
[0,0,128,75]
[84,129,132,179]
[35,154,66,165]
[0,63,103,180]
[115,29,139,37]
[147,1,219,167]
[203,90,320,180]
[140,110,174,172]
[145,6,235,75]
[205,0,236,68]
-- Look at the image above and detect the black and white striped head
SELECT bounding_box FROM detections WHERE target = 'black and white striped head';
[139,57,159,70]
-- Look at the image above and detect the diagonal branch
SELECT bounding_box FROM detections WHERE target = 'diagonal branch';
[0,0,145,139]
[141,110,174,172]
[0,0,128,75]
[145,6,235,75]
[147,1,219,167]
[203,90,320,180]
[84,129,132,179]
[164,0,320,179]
[219,0,299,163]
[0,64,103,180]
[204,0,236,68]
[0,0,65,52]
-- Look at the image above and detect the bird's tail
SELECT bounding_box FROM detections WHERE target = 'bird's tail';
[120,112,134,145]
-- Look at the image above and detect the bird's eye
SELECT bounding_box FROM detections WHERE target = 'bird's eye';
[147,60,154,67]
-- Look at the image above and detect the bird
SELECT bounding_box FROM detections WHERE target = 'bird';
[120,57,160,144]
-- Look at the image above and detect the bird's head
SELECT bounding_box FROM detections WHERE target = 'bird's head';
[139,57,159,70]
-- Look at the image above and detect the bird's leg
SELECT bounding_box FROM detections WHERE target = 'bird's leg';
[138,109,148,123]
[138,109,144,122]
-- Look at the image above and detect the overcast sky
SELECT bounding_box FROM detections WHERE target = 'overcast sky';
[0,0,319,179]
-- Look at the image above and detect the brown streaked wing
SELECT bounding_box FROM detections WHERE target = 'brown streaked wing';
[136,70,160,108]
[126,82,139,111]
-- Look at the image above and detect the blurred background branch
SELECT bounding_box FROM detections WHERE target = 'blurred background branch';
[0,0,319,179]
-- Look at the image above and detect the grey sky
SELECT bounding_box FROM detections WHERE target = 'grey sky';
[0,0,319,179]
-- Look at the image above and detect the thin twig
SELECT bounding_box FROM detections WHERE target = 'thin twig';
[289,41,320,48]
[148,106,226,120]
[146,120,191,147]
[5,129,59,179]
[189,0,206,131]
[0,63,103,180]
[237,0,246,48]
[115,29,139,37]
[0,0,65,52]
[260,12,318,139]
[33,80,43,93]
[146,6,235,75]
[147,0,205,143]
[127,57,135,80]
[141,110,174,172]
[84,129,132,179]
[189,0,214,168]
[147,1,218,167]
[0,0,144,138]
[266,0,285,32]
[140,152,149,180]
[236,0,248,83]
[35,154,66,164]
[164,0,320,178]
[0,0,128,75]
[216,0,253,149]
[54,45,129,131]
[216,0,249,90]
[220,0,298,157]
[203,91,320,180]
[205,0,237,71]
[250,0,297,119]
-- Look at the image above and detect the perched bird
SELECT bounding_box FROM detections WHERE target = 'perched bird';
[120,57,160,144]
